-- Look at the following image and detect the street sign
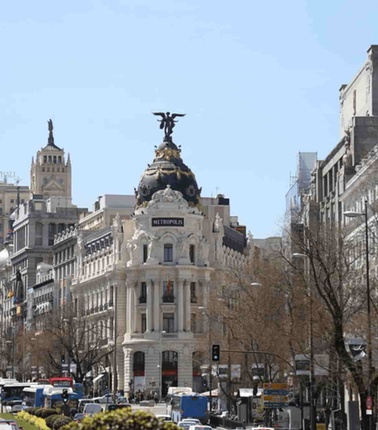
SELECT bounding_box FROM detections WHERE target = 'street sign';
[263,383,289,408]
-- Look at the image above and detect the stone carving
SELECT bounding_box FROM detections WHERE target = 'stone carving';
[198,237,209,263]
[177,236,190,259]
[213,213,223,233]
[343,129,353,167]
[148,185,188,209]
[148,236,160,260]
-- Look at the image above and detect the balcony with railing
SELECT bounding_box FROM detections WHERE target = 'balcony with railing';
[162,295,175,303]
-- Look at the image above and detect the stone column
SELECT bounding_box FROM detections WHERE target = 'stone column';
[178,280,184,332]
[146,279,153,332]
[154,280,160,331]
[184,280,191,332]
[126,283,132,334]
[131,285,137,333]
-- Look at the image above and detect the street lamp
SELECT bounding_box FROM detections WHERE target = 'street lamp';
[199,306,214,412]
[293,252,316,430]
[344,200,372,429]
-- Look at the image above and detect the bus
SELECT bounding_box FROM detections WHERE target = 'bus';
[1,382,37,405]
[43,386,79,409]
[165,387,193,407]
[169,394,208,424]
[21,385,50,408]
[73,382,84,398]
[48,377,73,388]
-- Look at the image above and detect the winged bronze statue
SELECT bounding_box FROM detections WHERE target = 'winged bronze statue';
[153,112,186,138]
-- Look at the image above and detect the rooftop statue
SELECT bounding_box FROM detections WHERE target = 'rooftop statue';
[153,112,185,139]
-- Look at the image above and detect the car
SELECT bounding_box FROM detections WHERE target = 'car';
[178,423,192,429]
[156,414,172,422]
[83,403,103,416]
[73,413,87,422]
[4,401,23,414]
[0,420,19,430]
[182,419,201,424]
[140,399,155,407]
[188,426,212,430]
[78,399,94,412]
[104,403,131,412]
[92,393,114,403]
[10,404,24,414]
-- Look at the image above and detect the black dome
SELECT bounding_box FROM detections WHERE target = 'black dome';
[136,137,201,206]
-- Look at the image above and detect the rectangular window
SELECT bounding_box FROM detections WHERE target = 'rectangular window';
[164,244,173,262]
[191,313,197,333]
[140,282,147,303]
[163,281,174,302]
[190,282,197,303]
[141,314,147,333]
[163,313,175,333]
[143,244,148,262]
[189,245,195,263]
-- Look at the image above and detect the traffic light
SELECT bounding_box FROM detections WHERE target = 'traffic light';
[61,354,65,364]
[62,389,69,404]
[212,344,220,362]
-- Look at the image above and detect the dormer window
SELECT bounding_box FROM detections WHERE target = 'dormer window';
[164,244,173,262]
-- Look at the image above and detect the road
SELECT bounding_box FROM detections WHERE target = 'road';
[131,402,168,416]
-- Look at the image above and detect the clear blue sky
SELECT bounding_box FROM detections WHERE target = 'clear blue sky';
[1,0,378,238]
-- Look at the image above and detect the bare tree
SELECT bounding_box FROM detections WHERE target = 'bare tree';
[287,222,375,430]
[40,309,113,383]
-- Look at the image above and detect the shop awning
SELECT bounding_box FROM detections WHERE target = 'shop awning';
[93,373,106,384]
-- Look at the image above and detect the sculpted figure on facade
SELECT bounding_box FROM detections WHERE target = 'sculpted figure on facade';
[198,237,209,264]
[126,241,137,266]
[177,236,190,259]
[343,129,353,167]
[148,185,188,209]
[213,213,224,235]
[148,235,160,260]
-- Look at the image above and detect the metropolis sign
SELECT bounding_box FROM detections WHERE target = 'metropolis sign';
[152,217,184,227]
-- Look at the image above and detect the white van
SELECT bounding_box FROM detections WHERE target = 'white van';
[83,403,103,416]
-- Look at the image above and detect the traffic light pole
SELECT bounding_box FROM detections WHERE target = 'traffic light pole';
[211,345,220,415]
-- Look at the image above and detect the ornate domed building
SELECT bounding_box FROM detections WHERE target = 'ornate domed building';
[136,137,201,207]
[69,114,250,399]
